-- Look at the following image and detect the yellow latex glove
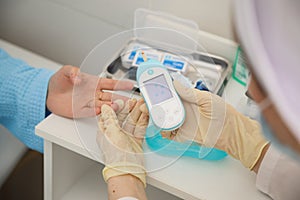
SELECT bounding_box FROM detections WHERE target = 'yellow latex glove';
[162,81,269,169]
[97,99,149,187]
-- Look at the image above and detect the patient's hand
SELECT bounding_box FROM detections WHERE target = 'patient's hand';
[46,65,133,118]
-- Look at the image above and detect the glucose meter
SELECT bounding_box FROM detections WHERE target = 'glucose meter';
[136,59,185,130]
[136,54,227,161]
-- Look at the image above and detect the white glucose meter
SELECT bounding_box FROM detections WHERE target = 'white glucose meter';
[136,58,185,130]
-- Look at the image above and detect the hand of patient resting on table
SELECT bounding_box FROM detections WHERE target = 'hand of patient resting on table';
[46,65,133,118]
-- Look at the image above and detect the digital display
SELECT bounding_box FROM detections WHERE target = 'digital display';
[143,74,173,105]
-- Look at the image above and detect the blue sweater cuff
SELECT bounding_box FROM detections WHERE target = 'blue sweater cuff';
[21,69,55,152]
[0,48,55,153]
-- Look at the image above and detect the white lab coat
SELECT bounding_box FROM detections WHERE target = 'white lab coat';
[256,145,300,200]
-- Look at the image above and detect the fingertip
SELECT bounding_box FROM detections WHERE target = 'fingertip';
[140,103,148,114]
[136,98,144,106]
[130,98,137,105]
[113,99,124,112]
[95,107,101,115]
[111,103,119,112]
[128,98,137,111]
[101,104,111,112]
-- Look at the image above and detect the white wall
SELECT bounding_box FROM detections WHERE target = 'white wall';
[0,0,235,66]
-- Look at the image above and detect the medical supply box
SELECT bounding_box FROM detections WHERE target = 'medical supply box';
[100,9,233,95]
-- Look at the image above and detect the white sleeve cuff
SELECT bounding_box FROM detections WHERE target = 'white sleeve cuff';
[256,144,281,195]
[256,144,300,199]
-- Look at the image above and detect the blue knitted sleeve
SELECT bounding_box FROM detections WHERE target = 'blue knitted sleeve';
[0,48,55,153]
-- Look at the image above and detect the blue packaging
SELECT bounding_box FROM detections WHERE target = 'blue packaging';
[162,53,188,72]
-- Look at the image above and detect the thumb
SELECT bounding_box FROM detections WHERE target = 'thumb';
[173,80,211,106]
[173,80,198,104]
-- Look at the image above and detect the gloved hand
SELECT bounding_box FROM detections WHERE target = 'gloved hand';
[97,99,149,187]
[162,81,269,169]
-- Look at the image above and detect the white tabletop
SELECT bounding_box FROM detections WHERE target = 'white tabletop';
[36,78,270,200]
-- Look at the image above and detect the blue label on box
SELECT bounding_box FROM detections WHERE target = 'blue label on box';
[134,52,160,65]
[135,56,146,65]
[163,60,185,70]
[128,51,136,60]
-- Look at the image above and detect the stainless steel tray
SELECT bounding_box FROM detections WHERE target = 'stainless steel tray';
[101,39,231,95]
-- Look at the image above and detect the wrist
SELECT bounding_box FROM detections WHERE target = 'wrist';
[108,174,143,186]
[252,143,270,173]
[107,174,147,200]
[103,164,146,188]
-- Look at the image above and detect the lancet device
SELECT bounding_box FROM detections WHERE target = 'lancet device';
[136,55,185,130]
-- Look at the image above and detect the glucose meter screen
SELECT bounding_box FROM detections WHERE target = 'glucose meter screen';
[144,74,173,105]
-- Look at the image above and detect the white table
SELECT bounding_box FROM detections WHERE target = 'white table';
[36,78,271,200]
